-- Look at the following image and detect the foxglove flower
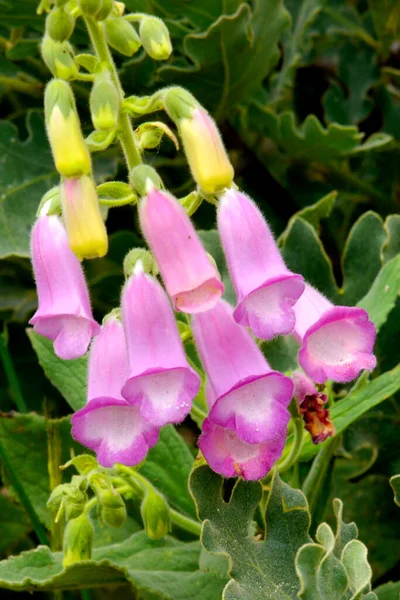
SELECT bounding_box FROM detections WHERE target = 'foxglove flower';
[71,316,159,467]
[192,300,293,445]
[139,187,224,313]
[218,189,304,340]
[199,418,287,481]
[121,262,201,426]
[60,175,108,260]
[30,215,99,359]
[292,371,334,444]
[293,284,376,383]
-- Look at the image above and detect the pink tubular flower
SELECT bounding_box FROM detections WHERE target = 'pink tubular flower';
[121,262,201,427]
[29,215,99,360]
[71,316,159,467]
[293,284,377,383]
[218,189,304,340]
[192,300,293,445]
[199,418,287,481]
[139,188,224,313]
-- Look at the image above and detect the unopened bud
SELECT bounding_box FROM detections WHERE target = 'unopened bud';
[90,71,119,130]
[41,36,79,80]
[139,16,172,61]
[77,0,102,17]
[141,490,171,540]
[46,7,75,42]
[88,473,126,528]
[63,513,94,566]
[164,87,199,122]
[48,476,89,521]
[60,175,108,260]
[114,2,125,16]
[45,79,91,177]
[129,165,163,197]
[104,16,141,57]
[123,248,158,278]
[292,371,335,444]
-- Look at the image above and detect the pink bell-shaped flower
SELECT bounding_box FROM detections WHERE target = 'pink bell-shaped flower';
[199,418,287,481]
[293,284,377,383]
[218,189,304,340]
[139,187,224,313]
[71,316,159,467]
[192,300,293,445]
[121,262,201,426]
[29,215,99,360]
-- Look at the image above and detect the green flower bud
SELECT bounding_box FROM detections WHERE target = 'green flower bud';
[123,248,158,278]
[163,86,199,122]
[114,2,125,16]
[47,477,89,521]
[88,473,127,528]
[77,0,101,16]
[44,79,91,177]
[41,36,79,80]
[46,7,75,42]
[97,0,113,20]
[129,165,163,198]
[139,16,172,61]
[90,71,119,130]
[63,513,94,567]
[104,16,141,57]
[141,490,171,540]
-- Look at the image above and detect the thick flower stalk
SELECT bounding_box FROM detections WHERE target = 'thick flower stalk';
[60,175,108,260]
[71,316,159,467]
[29,215,99,360]
[292,370,334,444]
[139,187,224,313]
[121,261,201,426]
[293,284,377,383]
[164,88,234,194]
[218,188,304,340]
[192,300,293,445]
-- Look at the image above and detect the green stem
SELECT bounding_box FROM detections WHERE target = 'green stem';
[0,330,28,413]
[0,437,49,545]
[83,16,142,171]
[46,415,63,552]
[302,436,341,518]
[170,508,202,536]
[276,417,304,474]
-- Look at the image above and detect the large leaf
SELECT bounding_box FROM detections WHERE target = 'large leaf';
[159,0,291,118]
[143,0,242,30]
[27,330,88,413]
[368,0,400,57]
[0,495,31,554]
[382,215,400,263]
[374,581,400,600]
[0,532,226,598]
[190,466,311,599]
[245,103,392,161]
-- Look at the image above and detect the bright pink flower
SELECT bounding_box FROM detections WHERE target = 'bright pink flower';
[218,189,304,340]
[29,215,99,360]
[121,263,201,426]
[71,316,159,467]
[139,188,223,313]
[192,300,293,445]
[293,284,377,383]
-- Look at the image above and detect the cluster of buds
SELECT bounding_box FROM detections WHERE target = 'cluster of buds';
[31,3,377,482]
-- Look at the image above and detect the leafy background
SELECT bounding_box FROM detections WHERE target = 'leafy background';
[1,0,400,598]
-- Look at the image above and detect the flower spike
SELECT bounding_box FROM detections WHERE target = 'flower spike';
[121,262,201,426]
[29,215,99,360]
[71,316,159,467]
[218,189,304,340]
[293,284,377,383]
[192,300,293,445]
[139,187,223,313]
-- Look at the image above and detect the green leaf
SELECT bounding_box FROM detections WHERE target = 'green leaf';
[75,53,99,73]
[279,216,338,299]
[159,0,291,118]
[246,104,392,161]
[342,540,373,599]
[145,0,243,30]
[368,0,400,58]
[0,113,57,259]
[0,532,226,598]
[190,466,312,599]
[357,254,400,332]
[86,129,117,152]
[382,215,400,263]
[0,495,31,554]
[294,191,337,232]
[374,581,400,600]
[140,426,197,519]
[27,330,88,412]
[97,181,136,206]
[299,363,400,461]
[390,475,400,507]
[341,211,386,305]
